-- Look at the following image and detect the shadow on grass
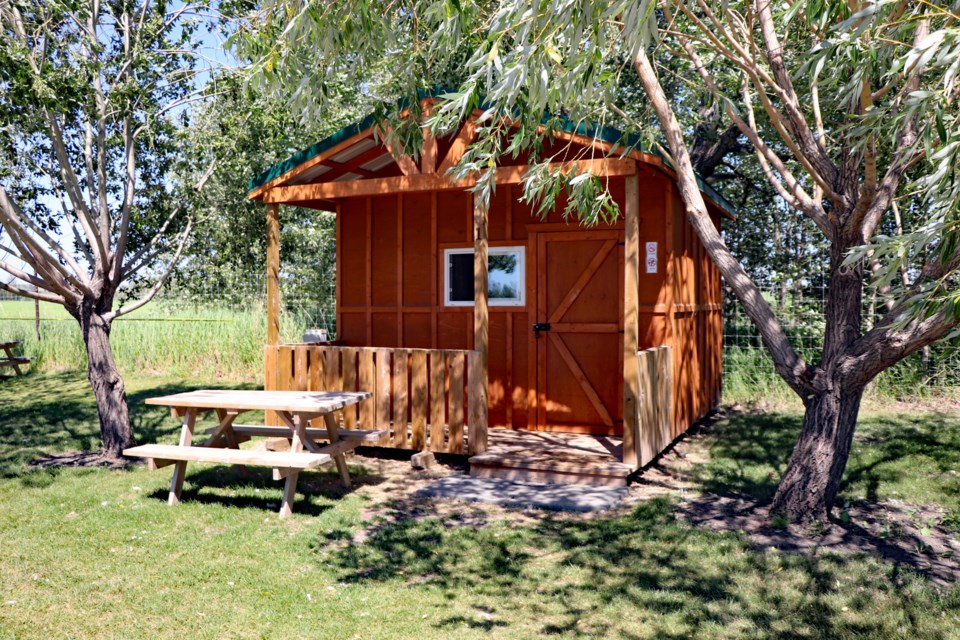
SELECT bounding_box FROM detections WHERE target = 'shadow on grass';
[682,407,960,511]
[144,464,387,517]
[0,371,256,481]
[318,496,953,638]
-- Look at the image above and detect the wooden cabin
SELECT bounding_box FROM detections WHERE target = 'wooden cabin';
[248,106,734,486]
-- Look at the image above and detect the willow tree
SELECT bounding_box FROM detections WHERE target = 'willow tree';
[0,0,212,459]
[239,0,960,522]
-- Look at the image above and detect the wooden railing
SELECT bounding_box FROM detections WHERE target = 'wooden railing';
[265,345,486,454]
[633,346,673,468]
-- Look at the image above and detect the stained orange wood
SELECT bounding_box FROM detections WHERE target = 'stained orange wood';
[535,230,623,435]
[393,350,409,447]
[376,348,391,442]
[342,347,358,429]
[622,173,640,466]
[263,129,726,462]
[447,352,465,454]
[410,350,428,449]
[266,203,280,346]
[266,345,474,453]
[358,348,375,427]
[429,351,446,451]
[262,159,637,203]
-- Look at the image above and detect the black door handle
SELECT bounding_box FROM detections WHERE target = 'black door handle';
[533,322,551,336]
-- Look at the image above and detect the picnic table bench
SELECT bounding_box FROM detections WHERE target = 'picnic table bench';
[0,341,32,376]
[124,390,379,517]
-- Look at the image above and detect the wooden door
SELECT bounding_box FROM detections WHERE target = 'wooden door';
[533,230,624,435]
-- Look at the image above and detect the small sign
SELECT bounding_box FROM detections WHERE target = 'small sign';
[645,242,658,274]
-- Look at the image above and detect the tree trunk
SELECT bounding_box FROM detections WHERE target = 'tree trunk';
[80,310,135,459]
[770,385,864,522]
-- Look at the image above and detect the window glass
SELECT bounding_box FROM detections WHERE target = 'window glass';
[445,247,525,306]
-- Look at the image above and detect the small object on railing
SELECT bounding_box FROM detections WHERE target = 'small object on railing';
[302,328,328,343]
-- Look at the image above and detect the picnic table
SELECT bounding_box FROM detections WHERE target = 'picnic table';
[123,390,379,517]
[0,341,32,376]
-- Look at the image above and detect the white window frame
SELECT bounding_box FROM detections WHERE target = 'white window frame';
[444,245,526,307]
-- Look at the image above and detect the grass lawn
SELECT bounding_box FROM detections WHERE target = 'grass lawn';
[0,373,958,639]
[687,402,960,528]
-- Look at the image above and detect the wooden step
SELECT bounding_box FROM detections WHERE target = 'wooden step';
[123,444,330,469]
[209,424,386,442]
[468,451,631,488]
[0,341,20,350]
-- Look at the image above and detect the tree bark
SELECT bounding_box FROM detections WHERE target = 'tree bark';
[770,385,864,522]
[79,309,135,459]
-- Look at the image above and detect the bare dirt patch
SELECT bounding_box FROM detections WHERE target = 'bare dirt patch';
[675,494,960,584]
[29,450,131,470]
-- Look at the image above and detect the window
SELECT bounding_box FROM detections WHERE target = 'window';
[444,246,525,307]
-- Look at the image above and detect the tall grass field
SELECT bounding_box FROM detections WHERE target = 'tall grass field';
[0,300,308,381]
[2,296,958,400]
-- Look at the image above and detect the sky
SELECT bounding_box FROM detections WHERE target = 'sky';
[1,1,241,292]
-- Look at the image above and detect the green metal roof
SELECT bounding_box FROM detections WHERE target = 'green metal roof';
[248,101,738,219]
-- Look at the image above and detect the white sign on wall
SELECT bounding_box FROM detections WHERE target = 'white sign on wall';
[645,241,658,274]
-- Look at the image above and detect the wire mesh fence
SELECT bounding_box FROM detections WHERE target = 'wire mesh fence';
[152,270,338,340]
[722,282,960,402]
[3,268,959,400]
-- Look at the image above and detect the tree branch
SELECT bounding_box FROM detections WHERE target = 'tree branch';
[106,218,193,321]
[634,45,812,397]
[753,0,840,189]
[0,280,65,304]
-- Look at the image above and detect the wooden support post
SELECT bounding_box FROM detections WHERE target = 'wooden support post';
[266,203,281,346]
[470,195,489,454]
[622,173,640,468]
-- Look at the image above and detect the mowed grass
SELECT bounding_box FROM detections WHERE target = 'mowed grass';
[0,300,307,381]
[0,373,958,638]
[688,403,960,528]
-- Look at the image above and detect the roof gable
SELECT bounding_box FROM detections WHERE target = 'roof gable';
[248,103,737,219]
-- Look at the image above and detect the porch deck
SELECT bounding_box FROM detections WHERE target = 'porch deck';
[468,429,632,487]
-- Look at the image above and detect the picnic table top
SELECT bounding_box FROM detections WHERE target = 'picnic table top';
[144,389,371,414]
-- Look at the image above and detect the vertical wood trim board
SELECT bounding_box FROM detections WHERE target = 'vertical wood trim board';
[622,173,640,467]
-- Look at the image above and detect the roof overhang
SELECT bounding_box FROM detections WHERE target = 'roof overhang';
[248,102,738,221]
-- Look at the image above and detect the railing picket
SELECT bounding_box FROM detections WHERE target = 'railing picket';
[393,349,409,448]
[358,349,375,429]
[376,349,392,444]
[270,345,480,454]
[448,352,465,454]
[429,351,446,452]
[294,346,308,391]
[410,351,428,450]
[342,348,358,429]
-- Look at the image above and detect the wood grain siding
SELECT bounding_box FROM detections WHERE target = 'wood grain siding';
[635,345,673,466]
[323,168,721,446]
[266,345,481,453]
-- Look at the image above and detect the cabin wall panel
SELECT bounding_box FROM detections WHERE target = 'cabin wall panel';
[371,312,399,347]
[437,190,471,243]
[371,195,399,307]
[402,313,432,348]
[339,198,368,307]
[328,154,723,434]
[402,192,434,307]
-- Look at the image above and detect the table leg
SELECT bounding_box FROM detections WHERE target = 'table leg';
[278,411,303,518]
[323,413,352,489]
[3,346,21,376]
[168,408,197,506]
[211,409,248,477]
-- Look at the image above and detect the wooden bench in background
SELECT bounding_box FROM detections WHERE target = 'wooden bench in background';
[0,341,32,376]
